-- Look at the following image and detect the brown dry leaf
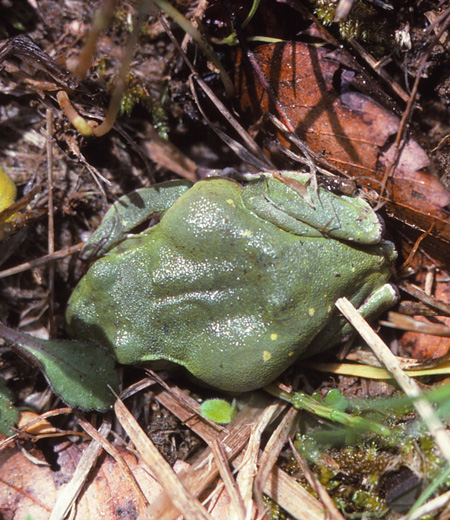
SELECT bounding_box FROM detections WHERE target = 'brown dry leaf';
[0,436,179,519]
[237,41,450,243]
[399,276,450,359]
[0,439,54,520]
[17,410,60,436]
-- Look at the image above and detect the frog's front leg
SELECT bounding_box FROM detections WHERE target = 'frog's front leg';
[242,172,384,244]
[81,179,193,260]
[306,282,398,356]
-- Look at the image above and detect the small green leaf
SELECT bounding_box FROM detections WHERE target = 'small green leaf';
[0,377,19,435]
[324,389,350,412]
[200,398,237,424]
[0,323,119,411]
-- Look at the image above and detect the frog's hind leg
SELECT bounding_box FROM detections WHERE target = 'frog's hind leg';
[81,180,193,260]
[306,283,398,356]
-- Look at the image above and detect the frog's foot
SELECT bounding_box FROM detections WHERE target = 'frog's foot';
[340,283,399,339]
[306,283,398,356]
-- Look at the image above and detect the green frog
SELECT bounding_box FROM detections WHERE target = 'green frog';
[66,172,397,392]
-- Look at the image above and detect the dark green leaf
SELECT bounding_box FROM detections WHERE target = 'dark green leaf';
[0,323,119,411]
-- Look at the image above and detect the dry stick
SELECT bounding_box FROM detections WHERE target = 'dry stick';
[0,243,83,279]
[400,488,450,520]
[190,75,274,170]
[289,438,346,520]
[148,393,283,520]
[76,413,150,513]
[49,419,112,520]
[235,401,282,510]
[349,39,409,103]
[74,0,117,79]
[148,0,234,97]
[381,8,450,189]
[254,405,298,509]
[209,439,246,520]
[383,311,450,337]
[191,75,272,166]
[160,11,272,171]
[114,397,213,520]
[154,387,327,520]
[222,0,295,135]
[335,297,450,467]
[46,109,55,337]
[401,281,450,317]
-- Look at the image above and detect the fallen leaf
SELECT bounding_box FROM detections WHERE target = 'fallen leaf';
[0,436,187,519]
[237,41,450,244]
[0,439,55,520]
[399,275,450,359]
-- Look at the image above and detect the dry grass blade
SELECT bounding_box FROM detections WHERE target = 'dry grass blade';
[154,385,332,520]
[114,397,213,520]
[0,244,82,279]
[254,405,298,508]
[235,401,282,511]
[335,297,450,467]
[264,465,329,520]
[289,438,346,520]
[399,488,450,520]
[209,439,246,519]
[149,392,278,519]
[305,359,450,379]
[76,413,150,513]
[49,419,111,520]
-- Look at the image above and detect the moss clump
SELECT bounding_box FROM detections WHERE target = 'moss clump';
[312,0,394,55]
[120,76,169,139]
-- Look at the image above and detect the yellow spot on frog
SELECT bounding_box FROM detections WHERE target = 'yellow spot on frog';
[288,351,294,357]
[309,307,315,316]
[226,199,236,207]
[0,167,16,214]
[242,229,252,237]
[270,333,278,341]
[262,350,272,362]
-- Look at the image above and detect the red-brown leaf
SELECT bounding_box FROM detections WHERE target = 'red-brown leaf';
[237,41,450,244]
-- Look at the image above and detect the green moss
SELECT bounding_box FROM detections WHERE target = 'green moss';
[119,77,169,139]
[262,495,289,520]
[311,0,394,55]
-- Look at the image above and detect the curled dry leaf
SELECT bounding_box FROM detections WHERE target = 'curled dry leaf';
[237,42,450,244]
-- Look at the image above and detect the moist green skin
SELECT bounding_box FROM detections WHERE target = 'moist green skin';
[66,175,397,392]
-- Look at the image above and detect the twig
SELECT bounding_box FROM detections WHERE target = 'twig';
[50,419,112,520]
[382,8,450,188]
[335,297,450,467]
[0,243,83,279]
[46,109,55,337]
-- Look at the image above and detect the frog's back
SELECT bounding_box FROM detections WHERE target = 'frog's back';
[66,178,391,391]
